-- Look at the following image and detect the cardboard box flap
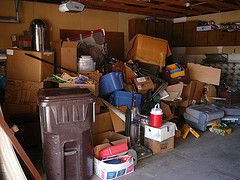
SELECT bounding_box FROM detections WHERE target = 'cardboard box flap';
[61,41,79,48]
[125,35,138,57]
[93,112,113,135]
[109,106,127,133]
[126,34,172,66]
[164,82,184,101]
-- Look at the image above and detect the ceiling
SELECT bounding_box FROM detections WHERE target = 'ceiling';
[24,0,240,19]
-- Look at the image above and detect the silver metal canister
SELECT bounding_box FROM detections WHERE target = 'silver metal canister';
[31,19,46,51]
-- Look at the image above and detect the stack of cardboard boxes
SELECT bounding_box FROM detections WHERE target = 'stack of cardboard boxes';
[4,48,54,146]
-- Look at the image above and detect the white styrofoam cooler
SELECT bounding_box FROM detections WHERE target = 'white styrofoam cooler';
[144,122,177,142]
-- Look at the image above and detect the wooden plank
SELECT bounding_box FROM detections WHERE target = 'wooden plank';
[109,0,200,15]
[196,31,208,46]
[183,21,198,47]
[81,0,183,17]
[60,29,124,60]
[235,31,240,45]
[147,21,156,37]
[220,31,237,46]
[155,21,166,39]
[197,0,239,9]
[173,23,184,47]
[0,110,42,180]
[129,19,137,41]
[207,30,220,46]
[135,19,147,36]
[154,0,218,12]
[165,22,173,46]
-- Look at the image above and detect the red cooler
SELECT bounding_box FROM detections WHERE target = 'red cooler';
[150,103,163,128]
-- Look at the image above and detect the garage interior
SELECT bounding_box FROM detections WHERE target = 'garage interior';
[0,0,240,180]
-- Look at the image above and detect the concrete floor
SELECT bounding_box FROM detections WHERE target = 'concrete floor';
[27,125,240,180]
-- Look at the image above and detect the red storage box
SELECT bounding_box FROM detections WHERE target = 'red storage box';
[99,142,128,159]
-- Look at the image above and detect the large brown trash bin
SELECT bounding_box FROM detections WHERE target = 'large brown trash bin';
[38,87,95,180]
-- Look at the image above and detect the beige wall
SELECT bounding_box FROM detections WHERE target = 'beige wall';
[0,0,145,50]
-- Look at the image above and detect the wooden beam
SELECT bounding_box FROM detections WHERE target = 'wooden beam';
[197,0,240,10]
[88,4,170,18]
[154,0,218,12]
[81,0,183,17]
[108,0,200,15]
[236,0,240,7]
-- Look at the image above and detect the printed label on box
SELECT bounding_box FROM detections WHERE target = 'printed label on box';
[126,164,134,174]
[138,85,142,90]
[117,169,126,177]
[11,35,16,41]
[160,140,168,150]
[6,49,13,55]
[137,77,146,83]
[101,170,105,179]
[107,171,117,179]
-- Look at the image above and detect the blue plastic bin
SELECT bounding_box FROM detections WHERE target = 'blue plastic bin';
[110,91,142,110]
[99,72,125,97]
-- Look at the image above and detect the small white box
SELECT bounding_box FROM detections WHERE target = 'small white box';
[144,122,177,142]
[196,26,213,31]
[94,156,134,180]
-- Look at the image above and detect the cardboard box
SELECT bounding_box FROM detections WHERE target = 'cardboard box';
[133,76,154,95]
[93,111,133,179]
[144,122,177,142]
[93,112,113,135]
[144,136,174,155]
[160,102,174,122]
[58,81,99,97]
[5,79,44,105]
[164,82,184,101]
[94,154,134,180]
[93,131,130,159]
[93,111,130,158]
[180,80,205,107]
[187,63,221,86]
[80,71,102,82]
[212,127,232,136]
[51,40,79,73]
[6,49,54,82]
[11,35,32,48]
[126,34,172,67]
[109,106,127,133]
[3,103,37,122]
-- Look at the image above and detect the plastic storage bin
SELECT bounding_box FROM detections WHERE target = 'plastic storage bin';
[38,87,95,180]
[110,91,142,110]
[99,72,124,97]
[167,63,181,74]
[166,63,185,79]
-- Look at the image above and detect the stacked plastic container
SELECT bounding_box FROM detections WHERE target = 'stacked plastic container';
[77,55,96,72]
[38,87,95,180]
[99,72,125,97]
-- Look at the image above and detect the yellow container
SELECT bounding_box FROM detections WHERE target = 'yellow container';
[167,63,185,79]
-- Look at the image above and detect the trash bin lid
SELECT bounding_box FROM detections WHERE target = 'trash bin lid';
[38,87,93,101]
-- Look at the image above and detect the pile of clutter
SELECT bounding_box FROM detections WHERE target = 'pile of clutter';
[48,33,240,180]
